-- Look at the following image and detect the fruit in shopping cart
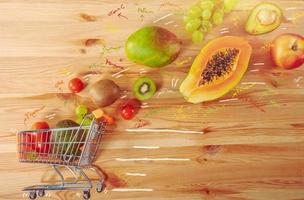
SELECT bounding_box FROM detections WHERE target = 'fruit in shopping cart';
[75,105,88,118]
[53,120,85,156]
[179,36,252,103]
[68,77,85,93]
[76,117,92,126]
[32,121,49,130]
[89,79,121,107]
[55,119,80,129]
[31,121,51,154]
[19,133,37,160]
[270,33,304,70]
[101,113,115,125]
[92,109,115,125]
[25,151,37,160]
[245,2,282,35]
[125,26,181,68]
[133,76,156,100]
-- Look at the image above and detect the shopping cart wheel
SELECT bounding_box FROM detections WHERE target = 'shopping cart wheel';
[83,190,91,200]
[96,182,103,193]
[29,191,37,200]
[37,190,45,197]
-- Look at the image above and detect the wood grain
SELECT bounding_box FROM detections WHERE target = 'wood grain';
[0,0,304,199]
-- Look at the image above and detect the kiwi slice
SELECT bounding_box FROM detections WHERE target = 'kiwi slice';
[133,76,157,100]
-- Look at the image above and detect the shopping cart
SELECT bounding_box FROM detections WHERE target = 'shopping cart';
[17,114,106,200]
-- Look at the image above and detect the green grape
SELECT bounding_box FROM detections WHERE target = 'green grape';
[183,15,191,23]
[201,20,213,32]
[82,118,92,126]
[200,0,215,10]
[185,18,201,33]
[75,105,88,118]
[76,117,92,126]
[223,0,238,13]
[192,30,204,43]
[212,9,224,26]
[188,5,202,18]
[76,117,82,125]
[201,9,212,20]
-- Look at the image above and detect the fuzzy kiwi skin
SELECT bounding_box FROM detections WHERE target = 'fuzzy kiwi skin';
[89,79,121,107]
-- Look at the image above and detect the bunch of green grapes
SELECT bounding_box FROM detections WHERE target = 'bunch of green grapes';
[184,0,238,43]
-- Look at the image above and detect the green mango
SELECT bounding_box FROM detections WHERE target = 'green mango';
[125,26,181,68]
[52,120,87,158]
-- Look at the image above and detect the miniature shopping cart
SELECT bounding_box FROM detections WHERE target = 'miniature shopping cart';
[17,114,106,200]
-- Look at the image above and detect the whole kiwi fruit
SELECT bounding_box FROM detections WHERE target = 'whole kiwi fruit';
[89,79,121,107]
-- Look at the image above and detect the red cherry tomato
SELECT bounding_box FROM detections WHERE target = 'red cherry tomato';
[125,98,141,108]
[31,121,51,154]
[121,104,136,120]
[69,78,85,93]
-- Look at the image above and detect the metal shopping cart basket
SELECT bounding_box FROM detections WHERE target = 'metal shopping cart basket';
[17,114,106,200]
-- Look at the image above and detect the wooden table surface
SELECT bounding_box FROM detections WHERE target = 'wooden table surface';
[0,0,304,199]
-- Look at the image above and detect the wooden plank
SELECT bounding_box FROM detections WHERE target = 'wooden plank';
[0,0,303,199]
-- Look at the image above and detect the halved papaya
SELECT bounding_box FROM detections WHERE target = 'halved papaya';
[180,36,252,103]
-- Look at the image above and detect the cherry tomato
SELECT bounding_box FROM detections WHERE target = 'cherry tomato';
[31,121,51,154]
[121,104,136,120]
[125,98,141,108]
[68,78,85,93]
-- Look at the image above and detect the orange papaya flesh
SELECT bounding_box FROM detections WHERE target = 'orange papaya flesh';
[180,36,252,103]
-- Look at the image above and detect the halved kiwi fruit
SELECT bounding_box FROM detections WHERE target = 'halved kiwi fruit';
[133,76,157,100]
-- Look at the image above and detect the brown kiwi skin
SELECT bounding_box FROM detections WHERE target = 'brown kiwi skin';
[89,79,121,107]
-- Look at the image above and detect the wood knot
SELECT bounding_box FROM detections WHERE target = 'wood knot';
[202,127,212,134]
[80,13,97,22]
[203,145,222,155]
[85,39,100,47]
[79,49,86,54]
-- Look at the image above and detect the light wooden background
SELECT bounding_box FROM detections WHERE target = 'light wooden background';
[0,0,304,199]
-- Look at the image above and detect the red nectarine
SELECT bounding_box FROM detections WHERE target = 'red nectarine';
[271,33,304,70]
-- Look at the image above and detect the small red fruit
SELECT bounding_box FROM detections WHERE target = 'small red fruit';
[31,121,51,154]
[32,121,49,130]
[271,33,304,70]
[121,104,136,120]
[69,78,85,93]
[19,133,35,160]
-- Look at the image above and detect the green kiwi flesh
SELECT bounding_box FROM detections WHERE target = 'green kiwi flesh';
[133,77,156,100]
